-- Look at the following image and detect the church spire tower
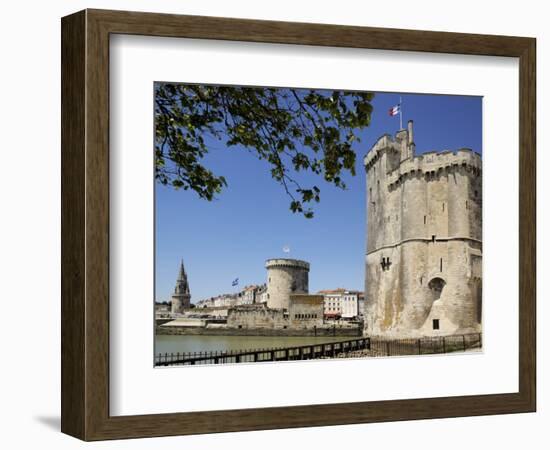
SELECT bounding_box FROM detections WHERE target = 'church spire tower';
[171,259,191,314]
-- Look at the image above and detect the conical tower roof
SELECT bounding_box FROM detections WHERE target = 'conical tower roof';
[177,259,186,280]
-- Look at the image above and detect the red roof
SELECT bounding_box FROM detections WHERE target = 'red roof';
[317,288,348,294]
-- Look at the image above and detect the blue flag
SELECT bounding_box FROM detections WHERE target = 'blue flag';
[232,278,239,287]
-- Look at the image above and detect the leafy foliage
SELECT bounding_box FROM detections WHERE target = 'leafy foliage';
[155,84,374,218]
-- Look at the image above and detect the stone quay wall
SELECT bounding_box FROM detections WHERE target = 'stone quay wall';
[155,324,362,337]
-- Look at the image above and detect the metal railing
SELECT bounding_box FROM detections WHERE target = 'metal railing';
[369,333,482,357]
[155,337,370,366]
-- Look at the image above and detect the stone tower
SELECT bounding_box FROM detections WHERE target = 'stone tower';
[364,120,482,337]
[265,259,309,310]
[171,260,191,315]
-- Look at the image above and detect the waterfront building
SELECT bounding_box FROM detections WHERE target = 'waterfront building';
[319,289,361,319]
[239,286,255,305]
[357,293,366,318]
[341,291,360,319]
[253,284,267,304]
[257,286,268,304]
[319,288,344,318]
[212,294,237,308]
[195,283,268,309]
[155,302,171,318]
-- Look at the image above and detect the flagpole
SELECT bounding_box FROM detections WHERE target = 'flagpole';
[399,96,403,130]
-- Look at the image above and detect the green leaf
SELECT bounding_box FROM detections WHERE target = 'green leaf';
[154,82,375,218]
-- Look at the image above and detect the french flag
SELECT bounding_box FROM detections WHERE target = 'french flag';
[388,104,400,116]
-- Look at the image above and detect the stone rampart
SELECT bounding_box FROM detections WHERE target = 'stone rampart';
[155,324,361,337]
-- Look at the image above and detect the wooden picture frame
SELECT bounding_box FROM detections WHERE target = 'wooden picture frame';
[61,9,536,441]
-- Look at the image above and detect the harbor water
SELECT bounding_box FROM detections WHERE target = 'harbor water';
[155,334,351,356]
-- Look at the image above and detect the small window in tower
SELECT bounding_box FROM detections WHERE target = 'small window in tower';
[433,319,440,330]
[369,188,372,197]
[475,190,478,198]
[440,258,443,272]
[420,276,423,285]
[432,235,436,243]
[442,203,445,212]
[424,215,427,225]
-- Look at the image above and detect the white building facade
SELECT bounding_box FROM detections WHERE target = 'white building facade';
[319,289,362,319]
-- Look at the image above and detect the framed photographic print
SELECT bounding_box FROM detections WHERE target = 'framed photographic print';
[61,9,536,441]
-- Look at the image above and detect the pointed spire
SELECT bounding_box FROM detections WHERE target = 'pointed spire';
[174,259,190,296]
[177,259,186,280]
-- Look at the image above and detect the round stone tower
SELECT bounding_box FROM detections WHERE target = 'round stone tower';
[265,259,309,310]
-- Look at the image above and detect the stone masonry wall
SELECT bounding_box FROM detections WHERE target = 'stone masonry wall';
[288,294,324,328]
[227,304,288,329]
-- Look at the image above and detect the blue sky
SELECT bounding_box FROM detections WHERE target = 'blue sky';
[155,90,482,303]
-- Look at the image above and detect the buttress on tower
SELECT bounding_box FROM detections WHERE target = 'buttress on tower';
[364,121,482,337]
[171,260,191,314]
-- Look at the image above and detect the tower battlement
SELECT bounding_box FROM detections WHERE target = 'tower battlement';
[385,149,481,191]
[265,258,310,270]
[364,122,481,177]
